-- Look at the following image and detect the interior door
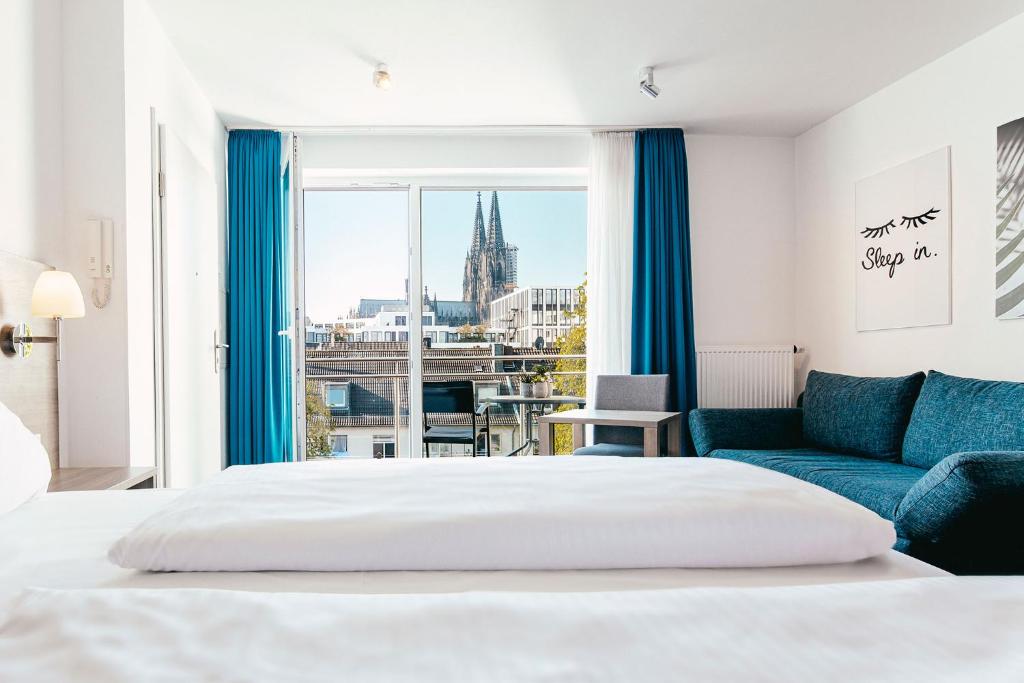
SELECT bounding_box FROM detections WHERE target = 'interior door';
[159,125,222,486]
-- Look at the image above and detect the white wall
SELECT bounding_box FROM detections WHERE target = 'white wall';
[60,0,130,467]
[794,13,1024,388]
[688,134,796,346]
[122,0,226,468]
[59,0,225,469]
[301,133,589,186]
[301,133,589,172]
[1,0,63,265]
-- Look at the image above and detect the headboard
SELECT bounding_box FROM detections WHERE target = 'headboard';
[0,250,59,469]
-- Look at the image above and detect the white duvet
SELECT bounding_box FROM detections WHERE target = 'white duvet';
[1,578,1022,681]
[110,457,895,572]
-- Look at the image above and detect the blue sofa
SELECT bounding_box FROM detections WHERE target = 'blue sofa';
[689,370,1024,574]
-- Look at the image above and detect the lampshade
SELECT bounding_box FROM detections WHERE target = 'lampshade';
[31,271,85,319]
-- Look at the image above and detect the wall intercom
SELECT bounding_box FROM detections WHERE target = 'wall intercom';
[87,218,114,307]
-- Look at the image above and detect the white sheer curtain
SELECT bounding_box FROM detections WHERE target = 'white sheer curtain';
[585,132,635,408]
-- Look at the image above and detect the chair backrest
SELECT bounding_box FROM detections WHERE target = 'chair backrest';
[593,374,671,446]
[422,381,476,417]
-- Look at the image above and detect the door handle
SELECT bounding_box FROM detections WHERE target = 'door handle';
[214,330,229,373]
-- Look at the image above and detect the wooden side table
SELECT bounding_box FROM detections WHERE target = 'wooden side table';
[48,467,157,492]
[536,409,683,457]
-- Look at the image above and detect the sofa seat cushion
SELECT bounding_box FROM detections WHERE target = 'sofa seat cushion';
[573,443,645,457]
[709,449,924,519]
[902,371,1024,469]
[802,370,925,461]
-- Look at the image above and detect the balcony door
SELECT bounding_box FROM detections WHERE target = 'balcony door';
[298,184,586,459]
[301,188,417,459]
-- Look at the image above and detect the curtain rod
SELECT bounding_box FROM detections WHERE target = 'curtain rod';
[223,124,683,135]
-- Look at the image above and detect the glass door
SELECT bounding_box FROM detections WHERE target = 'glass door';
[297,183,587,458]
[301,188,414,459]
[420,189,588,455]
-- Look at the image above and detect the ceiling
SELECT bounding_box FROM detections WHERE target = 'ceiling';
[149,0,1024,136]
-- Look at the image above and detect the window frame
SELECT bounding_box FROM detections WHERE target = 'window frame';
[297,173,586,460]
[323,381,350,411]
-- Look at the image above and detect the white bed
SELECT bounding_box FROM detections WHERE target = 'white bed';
[1,463,995,682]
[5,577,1024,681]
[0,487,944,615]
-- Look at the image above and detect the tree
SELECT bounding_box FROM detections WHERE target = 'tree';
[552,279,586,454]
[457,322,487,341]
[305,381,332,458]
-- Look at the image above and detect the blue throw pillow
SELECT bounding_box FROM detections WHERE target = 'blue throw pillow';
[802,370,925,461]
[901,371,1024,469]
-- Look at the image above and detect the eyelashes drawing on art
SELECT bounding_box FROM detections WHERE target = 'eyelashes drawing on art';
[900,207,941,229]
[860,220,894,239]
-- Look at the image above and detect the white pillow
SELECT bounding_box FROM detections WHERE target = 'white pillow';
[0,399,52,515]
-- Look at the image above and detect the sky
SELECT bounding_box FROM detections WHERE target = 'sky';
[303,189,587,322]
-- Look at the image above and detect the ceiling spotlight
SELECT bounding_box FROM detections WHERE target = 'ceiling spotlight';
[373,63,391,90]
[640,66,660,99]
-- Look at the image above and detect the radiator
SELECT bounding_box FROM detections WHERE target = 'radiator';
[696,345,796,409]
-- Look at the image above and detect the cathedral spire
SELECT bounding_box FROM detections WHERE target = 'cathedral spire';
[471,191,486,253]
[486,191,504,248]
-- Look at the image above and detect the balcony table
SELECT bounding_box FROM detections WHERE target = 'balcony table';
[481,395,586,456]
[536,409,683,457]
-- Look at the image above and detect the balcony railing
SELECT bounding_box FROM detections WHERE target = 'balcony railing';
[305,346,585,458]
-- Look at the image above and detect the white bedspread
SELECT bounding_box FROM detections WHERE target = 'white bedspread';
[110,457,896,572]
[2,578,1021,682]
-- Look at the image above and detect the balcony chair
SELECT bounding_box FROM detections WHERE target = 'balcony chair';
[422,380,491,457]
[573,374,671,456]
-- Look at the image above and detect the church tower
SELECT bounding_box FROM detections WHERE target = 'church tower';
[461,192,487,310]
[462,191,518,324]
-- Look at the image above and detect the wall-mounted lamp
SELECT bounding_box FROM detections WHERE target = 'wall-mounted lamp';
[1,271,85,361]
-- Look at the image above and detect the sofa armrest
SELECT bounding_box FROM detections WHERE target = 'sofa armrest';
[688,408,804,458]
[895,451,1024,544]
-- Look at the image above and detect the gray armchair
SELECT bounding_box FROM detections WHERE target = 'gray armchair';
[573,374,670,456]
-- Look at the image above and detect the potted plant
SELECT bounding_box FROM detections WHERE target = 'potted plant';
[532,363,552,399]
[519,373,536,398]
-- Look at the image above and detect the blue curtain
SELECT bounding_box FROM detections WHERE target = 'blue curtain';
[227,130,293,465]
[631,128,697,453]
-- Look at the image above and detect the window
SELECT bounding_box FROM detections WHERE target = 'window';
[372,435,396,458]
[330,435,349,455]
[325,382,350,411]
[476,381,499,402]
[303,185,585,459]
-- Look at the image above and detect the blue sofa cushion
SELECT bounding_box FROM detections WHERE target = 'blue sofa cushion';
[710,448,924,518]
[802,370,925,461]
[689,408,804,458]
[895,451,1024,542]
[901,371,1024,469]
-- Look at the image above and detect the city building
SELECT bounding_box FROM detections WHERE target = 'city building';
[354,288,477,328]
[490,287,582,348]
[307,307,476,347]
